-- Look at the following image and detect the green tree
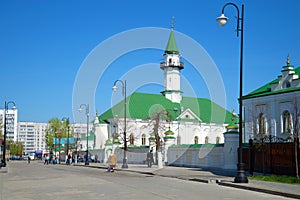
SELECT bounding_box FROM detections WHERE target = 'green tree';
[61,118,74,155]
[9,141,23,156]
[45,117,74,155]
[45,118,62,154]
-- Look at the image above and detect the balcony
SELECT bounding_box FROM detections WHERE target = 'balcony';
[160,61,184,70]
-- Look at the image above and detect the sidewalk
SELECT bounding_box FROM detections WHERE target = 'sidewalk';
[74,162,300,199]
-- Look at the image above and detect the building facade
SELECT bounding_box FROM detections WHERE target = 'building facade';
[243,56,300,142]
[18,122,49,153]
[0,109,18,142]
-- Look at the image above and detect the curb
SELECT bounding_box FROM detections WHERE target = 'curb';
[0,167,8,173]
[219,182,300,199]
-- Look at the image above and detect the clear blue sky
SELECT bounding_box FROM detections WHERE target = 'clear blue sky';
[1,0,300,123]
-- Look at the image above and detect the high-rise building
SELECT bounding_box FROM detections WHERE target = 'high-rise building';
[18,122,49,153]
[0,109,18,142]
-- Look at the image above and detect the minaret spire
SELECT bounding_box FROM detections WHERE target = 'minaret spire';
[171,16,175,31]
[164,16,179,55]
[286,54,290,65]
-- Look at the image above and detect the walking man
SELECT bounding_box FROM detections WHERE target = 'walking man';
[146,149,154,168]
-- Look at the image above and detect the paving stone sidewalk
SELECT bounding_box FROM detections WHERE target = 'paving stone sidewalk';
[75,162,300,199]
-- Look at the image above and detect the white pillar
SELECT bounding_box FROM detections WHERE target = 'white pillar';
[223,125,239,170]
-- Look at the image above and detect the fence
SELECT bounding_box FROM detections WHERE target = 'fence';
[242,135,300,176]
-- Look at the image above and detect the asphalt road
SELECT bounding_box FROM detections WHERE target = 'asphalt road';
[0,161,295,200]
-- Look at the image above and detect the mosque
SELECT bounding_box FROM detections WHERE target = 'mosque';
[91,23,233,151]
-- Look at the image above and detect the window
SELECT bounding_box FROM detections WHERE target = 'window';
[194,136,199,144]
[258,113,265,134]
[216,137,220,144]
[141,134,146,145]
[283,81,291,88]
[283,110,291,133]
[129,134,134,145]
[205,136,209,144]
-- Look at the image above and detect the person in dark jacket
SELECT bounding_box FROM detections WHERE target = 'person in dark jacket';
[146,149,154,168]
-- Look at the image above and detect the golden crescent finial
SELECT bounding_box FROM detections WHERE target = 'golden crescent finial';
[286,54,290,65]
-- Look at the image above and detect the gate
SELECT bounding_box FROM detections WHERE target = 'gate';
[245,135,300,176]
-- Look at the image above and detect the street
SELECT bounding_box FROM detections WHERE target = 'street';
[0,161,295,200]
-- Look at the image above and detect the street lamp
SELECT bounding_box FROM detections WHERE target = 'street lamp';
[217,2,248,183]
[2,101,16,167]
[112,80,128,168]
[79,104,90,165]
[62,117,70,161]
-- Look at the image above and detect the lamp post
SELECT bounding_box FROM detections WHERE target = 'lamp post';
[112,80,128,168]
[2,101,16,167]
[53,127,57,160]
[217,2,248,183]
[62,118,70,161]
[79,104,90,165]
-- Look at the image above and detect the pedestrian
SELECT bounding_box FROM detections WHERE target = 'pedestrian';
[107,152,117,172]
[95,154,98,163]
[67,154,71,165]
[44,155,49,165]
[146,149,154,168]
[28,156,31,164]
[53,156,57,165]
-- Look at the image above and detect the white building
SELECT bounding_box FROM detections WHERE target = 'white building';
[244,56,300,142]
[93,24,233,150]
[17,122,49,153]
[0,108,18,142]
[73,123,94,151]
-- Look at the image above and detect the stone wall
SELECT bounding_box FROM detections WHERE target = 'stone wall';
[167,144,224,168]
[96,131,239,169]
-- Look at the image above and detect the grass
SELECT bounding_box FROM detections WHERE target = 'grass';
[249,175,300,185]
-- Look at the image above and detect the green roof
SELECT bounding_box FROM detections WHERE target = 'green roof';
[243,66,300,99]
[99,92,232,124]
[165,30,179,55]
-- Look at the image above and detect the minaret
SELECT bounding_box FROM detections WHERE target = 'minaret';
[160,17,184,103]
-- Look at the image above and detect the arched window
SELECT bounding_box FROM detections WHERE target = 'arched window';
[205,136,209,144]
[216,137,220,144]
[259,113,265,134]
[194,136,199,144]
[129,134,134,145]
[283,110,291,133]
[283,81,291,88]
[141,134,146,145]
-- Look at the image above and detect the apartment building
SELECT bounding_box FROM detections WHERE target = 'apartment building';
[18,122,49,153]
[0,109,18,142]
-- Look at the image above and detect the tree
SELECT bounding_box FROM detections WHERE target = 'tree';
[0,119,3,139]
[45,118,60,153]
[9,140,23,156]
[45,117,74,157]
[149,107,171,169]
[292,99,300,178]
[61,118,74,154]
